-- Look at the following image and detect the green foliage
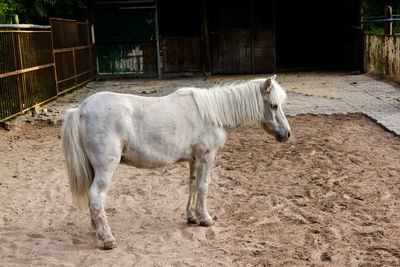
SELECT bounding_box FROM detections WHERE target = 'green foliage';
[0,0,21,23]
[362,0,400,34]
[0,0,88,25]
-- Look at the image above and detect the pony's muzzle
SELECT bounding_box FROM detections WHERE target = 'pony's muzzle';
[277,130,290,142]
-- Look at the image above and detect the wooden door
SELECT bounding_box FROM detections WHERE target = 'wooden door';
[210,28,251,74]
[162,37,202,73]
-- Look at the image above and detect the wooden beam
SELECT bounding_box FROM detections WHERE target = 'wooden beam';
[0,63,54,79]
[56,68,96,85]
[53,45,93,53]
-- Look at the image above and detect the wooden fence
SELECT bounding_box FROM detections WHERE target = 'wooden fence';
[365,34,400,83]
[0,18,97,122]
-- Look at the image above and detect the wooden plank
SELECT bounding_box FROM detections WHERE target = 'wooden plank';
[54,45,94,53]
[56,68,95,84]
[142,42,157,74]
[254,47,275,73]
[163,37,185,73]
[236,28,251,74]
[184,38,202,71]
[0,63,54,79]
[50,17,76,22]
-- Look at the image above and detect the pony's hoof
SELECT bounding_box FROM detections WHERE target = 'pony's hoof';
[187,217,198,224]
[103,239,117,250]
[200,218,213,227]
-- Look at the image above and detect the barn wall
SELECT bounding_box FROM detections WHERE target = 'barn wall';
[365,34,400,82]
[208,0,275,74]
[92,0,363,77]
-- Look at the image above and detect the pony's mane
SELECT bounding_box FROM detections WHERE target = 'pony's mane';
[177,78,286,127]
[269,79,287,106]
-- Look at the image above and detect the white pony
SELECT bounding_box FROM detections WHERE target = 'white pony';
[62,75,290,249]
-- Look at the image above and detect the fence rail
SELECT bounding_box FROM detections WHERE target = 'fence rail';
[0,18,97,122]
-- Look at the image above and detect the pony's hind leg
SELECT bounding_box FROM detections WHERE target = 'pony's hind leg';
[187,161,198,224]
[88,153,120,249]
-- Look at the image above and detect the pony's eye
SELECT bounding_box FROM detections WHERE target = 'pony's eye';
[270,104,278,110]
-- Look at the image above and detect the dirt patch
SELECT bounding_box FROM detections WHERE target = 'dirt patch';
[0,114,399,266]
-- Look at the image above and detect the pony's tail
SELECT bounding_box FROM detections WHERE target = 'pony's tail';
[61,108,93,210]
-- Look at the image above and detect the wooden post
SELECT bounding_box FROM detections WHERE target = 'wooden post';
[250,0,254,74]
[72,49,77,85]
[155,0,162,79]
[384,6,392,35]
[201,0,211,76]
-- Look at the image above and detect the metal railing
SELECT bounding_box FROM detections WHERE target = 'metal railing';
[0,18,97,122]
[50,18,97,93]
[0,30,56,121]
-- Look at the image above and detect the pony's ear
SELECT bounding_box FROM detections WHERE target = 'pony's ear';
[264,77,273,92]
[263,74,277,92]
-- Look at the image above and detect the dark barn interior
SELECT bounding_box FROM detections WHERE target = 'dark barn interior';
[92,0,363,76]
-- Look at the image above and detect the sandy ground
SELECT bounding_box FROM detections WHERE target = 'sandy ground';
[0,114,399,266]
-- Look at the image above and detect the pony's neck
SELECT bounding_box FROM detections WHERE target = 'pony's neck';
[191,80,265,128]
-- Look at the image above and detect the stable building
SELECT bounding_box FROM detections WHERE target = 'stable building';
[91,0,363,77]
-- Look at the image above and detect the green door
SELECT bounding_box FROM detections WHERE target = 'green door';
[95,3,156,75]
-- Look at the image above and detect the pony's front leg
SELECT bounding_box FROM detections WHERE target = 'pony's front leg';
[195,152,215,227]
[187,161,198,224]
[89,169,117,249]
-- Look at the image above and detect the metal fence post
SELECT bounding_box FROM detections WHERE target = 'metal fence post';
[384,6,392,35]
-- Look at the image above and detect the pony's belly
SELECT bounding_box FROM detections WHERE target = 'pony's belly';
[121,150,187,169]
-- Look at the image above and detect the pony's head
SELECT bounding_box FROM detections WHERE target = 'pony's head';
[260,75,291,142]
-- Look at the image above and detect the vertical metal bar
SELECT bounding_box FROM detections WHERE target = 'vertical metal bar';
[11,32,23,113]
[384,6,392,35]
[16,23,27,110]
[250,0,255,74]
[50,18,59,94]
[155,0,162,79]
